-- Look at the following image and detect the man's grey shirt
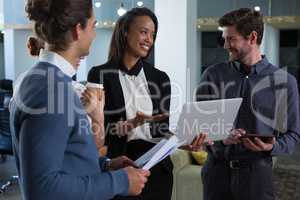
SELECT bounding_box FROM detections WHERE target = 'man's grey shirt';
[196,56,300,157]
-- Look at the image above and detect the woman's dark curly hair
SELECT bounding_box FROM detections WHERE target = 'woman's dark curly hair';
[27,36,45,56]
[26,0,92,51]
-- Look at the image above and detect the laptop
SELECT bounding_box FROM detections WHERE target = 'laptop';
[175,98,243,144]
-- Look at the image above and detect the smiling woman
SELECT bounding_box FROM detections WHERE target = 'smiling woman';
[88,7,174,200]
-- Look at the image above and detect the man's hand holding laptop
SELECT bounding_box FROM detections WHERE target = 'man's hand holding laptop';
[180,132,214,152]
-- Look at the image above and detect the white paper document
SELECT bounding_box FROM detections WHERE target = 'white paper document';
[134,135,184,170]
[134,98,242,170]
[175,98,243,144]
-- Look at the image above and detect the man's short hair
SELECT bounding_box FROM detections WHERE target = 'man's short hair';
[219,8,264,45]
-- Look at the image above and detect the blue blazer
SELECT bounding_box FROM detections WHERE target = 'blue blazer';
[10,62,128,200]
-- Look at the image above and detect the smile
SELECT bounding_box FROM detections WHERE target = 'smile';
[141,44,150,51]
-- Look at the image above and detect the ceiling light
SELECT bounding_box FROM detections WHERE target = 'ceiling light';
[137,1,144,7]
[117,3,127,16]
[95,1,101,8]
[254,6,261,12]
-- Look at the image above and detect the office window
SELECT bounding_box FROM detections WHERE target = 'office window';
[279,29,300,91]
[201,31,227,73]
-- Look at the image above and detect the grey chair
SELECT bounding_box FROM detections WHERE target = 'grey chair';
[0,79,18,194]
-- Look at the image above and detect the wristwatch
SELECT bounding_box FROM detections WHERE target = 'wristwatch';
[103,158,111,171]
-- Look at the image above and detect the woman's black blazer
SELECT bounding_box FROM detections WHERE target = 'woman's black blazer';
[88,60,171,158]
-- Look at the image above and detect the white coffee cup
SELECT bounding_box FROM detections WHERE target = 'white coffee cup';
[85,82,104,100]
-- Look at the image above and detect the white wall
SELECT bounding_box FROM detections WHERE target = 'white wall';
[4,29,16,80]
[261,24,280,67]
[4,29,40,80]
[3,28,113,81]
[155,0,198,129]
[0,0,4,24]
[14,30,37,78]
[76,29,113,81]
[86,29,113,74]
[187,1,201,102]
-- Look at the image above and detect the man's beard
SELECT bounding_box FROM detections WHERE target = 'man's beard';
[228,49,247,63]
